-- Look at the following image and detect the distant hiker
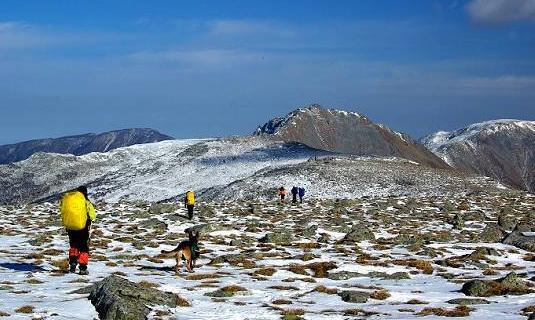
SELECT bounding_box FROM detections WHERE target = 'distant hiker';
[278,187,287,203]
[184,190,195,220]
[298,187,305,203]
[291,186,298,203]
[60,185,96,275]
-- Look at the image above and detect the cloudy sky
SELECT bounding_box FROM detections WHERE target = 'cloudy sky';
[1,0,534,144]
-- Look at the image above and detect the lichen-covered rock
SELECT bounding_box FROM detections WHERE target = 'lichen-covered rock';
[186,223,229,235]
[338,290,370,303]
[259,229,294,244]
[341,225,375,242]
[149,203,178,214]
[447,298,491,305]
[498,214,517,231]
[479,224,504,243]
[461,272,532,297]
[76,275,189,320]
[502,227,535,252]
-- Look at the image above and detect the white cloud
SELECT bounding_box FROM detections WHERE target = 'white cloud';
[467,0,535,23]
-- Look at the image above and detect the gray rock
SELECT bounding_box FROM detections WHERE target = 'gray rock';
[342,225,375,242]
[338,290,370,303]
[317,233,331,243]
[77,275,188,320]
[502,230,535,252]
[498,214,517,231]
[138,218,167,231]
[479,224,504,243]
[381,272,411,280]
[149,203,178,214]
[259,230,294,244]
[328,271,363,280]
[186,223,229,235]
[461,272,532,297]
[303,225,318,238]
[447,298,491,305]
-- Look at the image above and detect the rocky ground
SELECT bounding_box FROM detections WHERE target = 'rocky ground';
[0,194,534,319]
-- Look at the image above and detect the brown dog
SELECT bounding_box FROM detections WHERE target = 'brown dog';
[160,230,200,272]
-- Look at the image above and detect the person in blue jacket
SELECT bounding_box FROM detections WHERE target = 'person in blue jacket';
[298,187,305,203]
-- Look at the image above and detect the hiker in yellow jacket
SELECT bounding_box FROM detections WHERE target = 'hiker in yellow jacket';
[184,190,195,220]
[59,186,96,275]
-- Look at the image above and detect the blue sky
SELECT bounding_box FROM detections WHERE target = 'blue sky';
[1,0,534,144]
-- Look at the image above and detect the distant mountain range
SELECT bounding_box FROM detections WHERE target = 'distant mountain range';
[255,104,449,169]
[422,119,535,192]
[0,128,173,164]
[0,105,532,204]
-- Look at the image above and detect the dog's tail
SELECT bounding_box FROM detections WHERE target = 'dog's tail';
[160,247,180,256]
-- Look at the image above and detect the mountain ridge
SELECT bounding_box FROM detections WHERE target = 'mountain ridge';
[422,119,535,192]
[0,128,173,164]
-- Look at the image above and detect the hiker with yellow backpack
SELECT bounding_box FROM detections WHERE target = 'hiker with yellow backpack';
[184,190,195,220]
[59,186,96,275]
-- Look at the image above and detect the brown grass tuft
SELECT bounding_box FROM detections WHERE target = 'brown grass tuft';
[370,289,391,300]
[15,305,34,314]
[418,305,472,317]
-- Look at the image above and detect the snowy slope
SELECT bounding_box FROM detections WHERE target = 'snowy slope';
[0,134,512,205]
[0,137,332,204]
[422,119,535,192]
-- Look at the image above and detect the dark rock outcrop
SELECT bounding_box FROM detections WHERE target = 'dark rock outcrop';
[0,128,173,164]
[255,105,449,169]
[75,275,189,320]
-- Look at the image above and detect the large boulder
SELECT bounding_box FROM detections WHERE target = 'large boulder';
[479,224,505,243]
[75,275,189,320]
[461,272,532,297]
[502,224,535,252]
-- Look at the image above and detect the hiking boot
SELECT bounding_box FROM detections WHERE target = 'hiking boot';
[69,263,77,273]
[78,269,89,275]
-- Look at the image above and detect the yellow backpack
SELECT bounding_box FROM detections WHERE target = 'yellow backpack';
[186,191,195,205]
[60,191,88,230]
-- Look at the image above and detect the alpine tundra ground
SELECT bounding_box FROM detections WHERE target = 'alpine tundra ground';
[0,194,534,319]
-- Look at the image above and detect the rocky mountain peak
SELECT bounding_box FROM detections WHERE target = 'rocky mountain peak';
[255,104,449,169]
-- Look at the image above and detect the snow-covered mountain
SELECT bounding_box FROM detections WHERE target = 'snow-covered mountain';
[0,128,173,164]
[255,104,449,169]
[0,136,509,205]
[422,119,535,192]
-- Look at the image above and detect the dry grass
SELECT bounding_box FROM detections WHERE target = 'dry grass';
[313,285,338,294]
[15,305,34,314]
[0,311,10,317]
[482,268,498,276]
[370,289,391,300]
[406,299,429,304]
[51,259,69,270]
[418,305,472,317]
[138,280,159,289]
[343,309,380,317]
[26,278,44,284]
[272,299,292,305]
[253,267,277,277]
[185,273,221,281]
[175,295,191,307]
[305,261,337,278]
[281,308,305,320]
[393,259,433,274]
[288,264,308,276]
[219,285,248,293]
